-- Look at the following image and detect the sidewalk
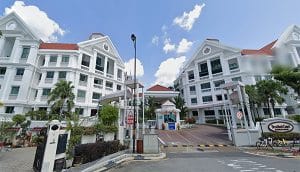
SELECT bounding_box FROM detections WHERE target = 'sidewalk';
[239,146,300,159]
[65,150,166,172]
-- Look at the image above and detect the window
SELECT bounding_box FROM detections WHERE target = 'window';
[189,86,196,92]
[191,98,197,104]
[94,78,103,85]
[58,71,67,79]
[39,107,47,111]
[42,88,51,96]
[202,96,213,102]
[81,54,90,67]
[10,86,20,95]
[204,110,215,117]
[91,109,97,116]
[21,46,30,59]
[188,70,194,80]
[117,85,122,90]
[92,92,101,99]
[117,69,122,79]
[214,80,225,88]
[224,94,228,100]
[216,95,223,101]
[61,55,69,63]
[254,75,262,82]
[5,106,14,113]
[201,82,211,90]
[96,54,104,71]
[77,90,86,98]
[46,71,54,78]
[192,111,198,116]
[0,67,6,75]
[198,62,208,77]
[232,76,242,82]
[211,58,222,74]
[50,55,57,62]
[79,74,88,82]
[228,58,239,70]
[106,81,113,88]
[16,68,25,76]
[75,108,84,115]
[1,37,15,57]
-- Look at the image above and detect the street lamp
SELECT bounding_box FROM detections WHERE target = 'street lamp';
[131,33,137,153]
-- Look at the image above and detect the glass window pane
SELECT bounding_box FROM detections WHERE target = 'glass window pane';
[81,54,90,67]
[10,86,20,95]
[46,71,54,78]
[59,71,66,78]
[198,62,208,77]
[50,55,57,62]
[211,58,222,74]
[62,55,69,62]
[77,90,86,98]
[228,58,239,70]
[16,68,25,76]
[201,82,211,89]
[21,46,30,59]
[42,88,51,96]
[0,67,6,75]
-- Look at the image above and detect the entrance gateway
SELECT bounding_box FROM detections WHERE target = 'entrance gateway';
[155,100,181,130]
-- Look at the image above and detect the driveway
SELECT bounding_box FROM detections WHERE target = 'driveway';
[0,147,36,172]
[158,124,232,146]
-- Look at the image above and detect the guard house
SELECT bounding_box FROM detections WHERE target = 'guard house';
[156,100,181,130]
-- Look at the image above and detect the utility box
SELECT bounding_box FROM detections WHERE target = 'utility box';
[137,139,143,153]
[143,134,159,154]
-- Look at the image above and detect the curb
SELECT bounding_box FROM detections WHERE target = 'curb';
[82,153,166,172]
[163,144,233,148]
[243,150,300,159]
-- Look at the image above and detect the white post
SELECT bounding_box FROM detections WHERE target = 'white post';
[142,87,145,134]
[242,86,255,128]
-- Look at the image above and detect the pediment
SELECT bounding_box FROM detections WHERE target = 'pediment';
[0,12,39,40]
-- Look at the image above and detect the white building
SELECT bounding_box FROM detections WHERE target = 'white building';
[175,25,300,124]
[0,12,125,121]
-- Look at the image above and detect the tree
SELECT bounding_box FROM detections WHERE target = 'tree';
[66,113,83,159]
[96,104,118,133]
[25,110,48,120]
[12,114,26,126]
[0,101,3,107]
[271,65,300,97]
[171,96,188,118]
[245,85,262,119]
[145,96,157,120]
[256,80,288,118]
[48,80,75,120]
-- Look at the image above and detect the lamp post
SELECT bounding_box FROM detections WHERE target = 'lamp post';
[131,33,137,153]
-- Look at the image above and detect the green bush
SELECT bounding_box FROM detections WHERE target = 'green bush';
[73,140,127,164]
[288,115,300,122]
[262,132,300,140]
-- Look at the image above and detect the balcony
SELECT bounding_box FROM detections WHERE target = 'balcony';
[94,84,103,89]
[14,75,23,81]
[45,78,53,83]
[106,73,114,79]
[201,88,211,93]
[79,81,87,86]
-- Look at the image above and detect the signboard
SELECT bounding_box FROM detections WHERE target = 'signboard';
[268,121,294,133]
[236,111,243,120]
[127,110,134,125]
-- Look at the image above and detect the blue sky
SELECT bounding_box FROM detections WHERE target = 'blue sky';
[1,0,300,88]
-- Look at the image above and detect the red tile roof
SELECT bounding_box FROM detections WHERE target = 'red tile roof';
[147,84,172,91]
[39,43,79,50]
[241,40,277,56]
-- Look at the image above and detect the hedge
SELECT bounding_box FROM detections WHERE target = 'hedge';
[262,132,300,140]
[73,140,127,164]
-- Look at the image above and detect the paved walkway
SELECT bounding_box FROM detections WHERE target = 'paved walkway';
[0,147,36,172]
[158,124,232,146]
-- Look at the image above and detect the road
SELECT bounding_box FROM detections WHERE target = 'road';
[110,151,299,172]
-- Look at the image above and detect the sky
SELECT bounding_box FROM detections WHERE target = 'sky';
[1,0,300,88]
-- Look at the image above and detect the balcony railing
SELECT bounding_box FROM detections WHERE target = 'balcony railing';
[105,87,113,91]
[81,65,89,71]
[214,87,222,91]
[188,79,195,83]
[45,78,53,83]
[93,84,103,89]
[14,75,23,81]
[230,68,240,73]
[212,72,223,77]
[106,73,114,79]
[201,88,211,93]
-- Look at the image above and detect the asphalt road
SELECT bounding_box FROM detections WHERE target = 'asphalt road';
[110,152,299,172]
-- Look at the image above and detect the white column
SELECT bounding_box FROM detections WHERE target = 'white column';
[207,60,212,78]
[242,86,255,128]
[104,56,108,76]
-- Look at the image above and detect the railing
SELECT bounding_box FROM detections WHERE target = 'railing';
[81,65,89,71]
[95,70,104,75]
[14,75,23,81]
[106,73,114,78]
[214,87,222,91]
[105,87,113,91]
[94,84,103,89]
[200,75,209,80]
[45,78,53,83]
[212,72,223,77]
[188,79,195,83]
[201,88,211,92]
[230,68,240,73]
[79,81,87,86]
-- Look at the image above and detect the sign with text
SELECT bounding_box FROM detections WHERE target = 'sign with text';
[236,111,243,120]
[268,121,294,133]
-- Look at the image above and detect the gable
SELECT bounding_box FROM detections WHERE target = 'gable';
[0,12,39,40]
[274,25,300,48]
[78,36,124,67]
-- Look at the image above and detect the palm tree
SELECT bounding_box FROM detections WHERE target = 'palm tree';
[245,85,261,119]
[171,96,188,118]
[256,80,288,118]
[48,80,75,119]
[271,65,300,96]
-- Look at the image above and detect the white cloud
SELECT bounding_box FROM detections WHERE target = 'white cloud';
[163,38,176,53]
[124,58,144,78]
[4,1,65,42]
[177,38,193,54]
[154,56,186,86]
[151,35,159,45]
[173,3,205,31]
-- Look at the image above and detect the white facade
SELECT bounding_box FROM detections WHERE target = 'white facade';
[175,26,300,123]
[0,12,125,121]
